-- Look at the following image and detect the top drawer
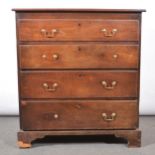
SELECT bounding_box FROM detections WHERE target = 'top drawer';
[18,20,139,41]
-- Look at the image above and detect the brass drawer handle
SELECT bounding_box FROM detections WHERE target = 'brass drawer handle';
[42,54,47,59]
[53,113,59,119]
[43,112,59,120]
[43,82,58,92]
[42,54,59,60]
[52,54,59,60]
[101,28,117,37]
[102,112,117,121]
[101,80,117,90]
[41,29,58,38]
[113,54,118,59]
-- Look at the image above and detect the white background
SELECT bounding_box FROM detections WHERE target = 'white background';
[0,0,154,115]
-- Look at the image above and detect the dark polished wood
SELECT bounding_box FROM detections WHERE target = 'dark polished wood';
[19,44,139,69]
[12,8,146,13]
[13,8,144,148]
[20,71,138,99]
[18,130,141,148]
[18,20,139,41]
[21,100,138,130]
[16,12,140,20]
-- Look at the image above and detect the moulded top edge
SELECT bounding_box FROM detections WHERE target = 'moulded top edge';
[12,8,146,13]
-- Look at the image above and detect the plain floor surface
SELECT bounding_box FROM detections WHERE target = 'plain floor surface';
[0,116,155,155]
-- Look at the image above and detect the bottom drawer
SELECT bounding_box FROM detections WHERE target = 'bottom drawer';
[21,100,138,130]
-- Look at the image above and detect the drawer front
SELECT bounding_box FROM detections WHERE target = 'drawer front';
[21,100,138,130]
[19,44,139,69]
[20,71,138,99]
[18,20,139,41]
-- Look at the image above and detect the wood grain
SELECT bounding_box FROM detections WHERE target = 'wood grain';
[16,12,140,20]
[14,9,144,148]
[21,100,138,130]
[18,20,139,41]
[17,129,141,148]
[19,44,139,69]
[20,71,138,99]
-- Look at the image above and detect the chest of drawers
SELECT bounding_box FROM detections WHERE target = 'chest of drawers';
[13,8,145,148]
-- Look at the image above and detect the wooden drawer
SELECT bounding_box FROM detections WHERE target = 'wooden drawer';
[19,44,139,69]
[21,100,138,130]
[20,71,138,99]
[18,20,139,41]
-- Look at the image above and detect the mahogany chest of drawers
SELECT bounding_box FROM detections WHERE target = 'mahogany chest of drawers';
[13,8,145,148]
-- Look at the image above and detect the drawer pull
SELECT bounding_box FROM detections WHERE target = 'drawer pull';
[42,54,47,59]
[41,29,58,38]
[101,80,117,90]
[53,113,59,119]
[52,54,59,60]
[102,112,117,121]
[101,28,117,37]
[42,54,59,60]
[43,82,58,92]
[43,112,59,120]
[113,54,118,59]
